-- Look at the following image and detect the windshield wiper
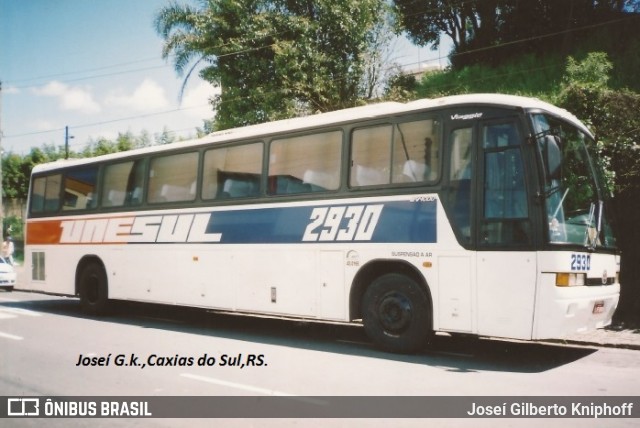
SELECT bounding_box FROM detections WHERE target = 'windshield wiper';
[594,200,603,250]
[552,188,570,219]
[584,200,604,250]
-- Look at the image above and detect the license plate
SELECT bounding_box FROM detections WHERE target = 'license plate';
[593,301,605,314]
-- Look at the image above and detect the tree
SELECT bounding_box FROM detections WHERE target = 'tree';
[392,0,500,66]
[2,153,28,200]
[361,6,401,100]
[564,52,612,91]
[82,137,118,157]
[155,127,177,145]
[155,0,386,129]
[196,118,217,137]
[393,0,640,68]
[384,72,418,101]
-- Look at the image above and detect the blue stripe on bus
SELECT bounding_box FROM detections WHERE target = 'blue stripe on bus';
[199,200,437,244]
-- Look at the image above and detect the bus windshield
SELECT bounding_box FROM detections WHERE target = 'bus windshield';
[532,113,616,249]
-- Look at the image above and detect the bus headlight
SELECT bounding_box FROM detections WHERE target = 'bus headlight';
[556,273,586,287]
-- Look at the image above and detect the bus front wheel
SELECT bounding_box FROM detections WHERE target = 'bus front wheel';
[362,273,431,353]
[78,262,109,315]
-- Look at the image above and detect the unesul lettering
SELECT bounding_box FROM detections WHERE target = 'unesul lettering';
[60,213,221,244]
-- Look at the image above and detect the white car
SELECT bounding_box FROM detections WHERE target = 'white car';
[0,257,16,291]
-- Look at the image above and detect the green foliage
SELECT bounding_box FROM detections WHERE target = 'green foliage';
[3,216,23,240]
[196,118,217,137]
[155,0,386,129]
[2,153,28,200]
[558,84,640,196]
[384,73,418,102]
[154,127,177,145]
[417,54,564,99]
[563,52,612,91]
[393,0,640,69]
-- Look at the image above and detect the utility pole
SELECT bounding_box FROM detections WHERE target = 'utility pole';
[65,126,74,159]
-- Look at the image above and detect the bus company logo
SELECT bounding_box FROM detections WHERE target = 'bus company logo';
[7,398,40,416]
[450,112,483,120]
[60,213,222,244]
[54,204,386,244]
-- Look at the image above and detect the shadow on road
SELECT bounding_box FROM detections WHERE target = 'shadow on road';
[1,291,597,374]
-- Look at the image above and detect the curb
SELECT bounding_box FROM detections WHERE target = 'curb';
[561,339,640,351]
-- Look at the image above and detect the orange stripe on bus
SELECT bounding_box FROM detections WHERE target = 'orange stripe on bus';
[26,220,63,245]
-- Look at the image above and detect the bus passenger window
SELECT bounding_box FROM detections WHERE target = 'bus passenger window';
[269,131,342,195]
[30,174,62,214]
[202,143,263,200]
[350,119,440,188]
[102,159,145,207]
[350,125,392,187]
[148,152,199,203]
[63,167,98,211]
[392,119,441,183]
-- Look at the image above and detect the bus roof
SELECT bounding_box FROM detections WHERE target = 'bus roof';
[31,93,591,174]
[406,93,593,137]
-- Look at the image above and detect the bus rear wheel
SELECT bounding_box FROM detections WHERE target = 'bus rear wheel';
[79,262,109,315]
[362,273,431,353]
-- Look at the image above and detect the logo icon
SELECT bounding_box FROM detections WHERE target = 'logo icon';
[7,398,40,416]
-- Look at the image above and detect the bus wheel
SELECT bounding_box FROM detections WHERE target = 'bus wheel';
[362,273,431,353]
[79,262,109,315]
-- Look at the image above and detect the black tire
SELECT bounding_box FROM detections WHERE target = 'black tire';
[362,273,431,353]
[78,262,109,315]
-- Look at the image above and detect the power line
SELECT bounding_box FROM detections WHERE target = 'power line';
[4,11,636,145]
[3,103,212,140]
[5,56,164,86]
[8,3,637,91]
[8,64,175,91]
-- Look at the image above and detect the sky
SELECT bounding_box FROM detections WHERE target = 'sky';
[0,0,446,155]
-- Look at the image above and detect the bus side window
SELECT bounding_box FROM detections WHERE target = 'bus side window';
[63,167,98,211]
[350,125,392,187]
[269,131,342,195]
[448,128,473,244]
[30,174,62,214]
[102,159,145,207]
[202,143,263,200]
[392,119,441,183]
[148,152,199,203]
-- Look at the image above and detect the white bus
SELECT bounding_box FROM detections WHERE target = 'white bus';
[24,94,620,353]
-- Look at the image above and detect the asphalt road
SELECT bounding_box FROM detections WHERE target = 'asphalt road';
[1,290,639,427]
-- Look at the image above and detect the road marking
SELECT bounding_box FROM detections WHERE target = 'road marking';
[181,373,294,396]
[0,331,23,340]
[180,373,327,406]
